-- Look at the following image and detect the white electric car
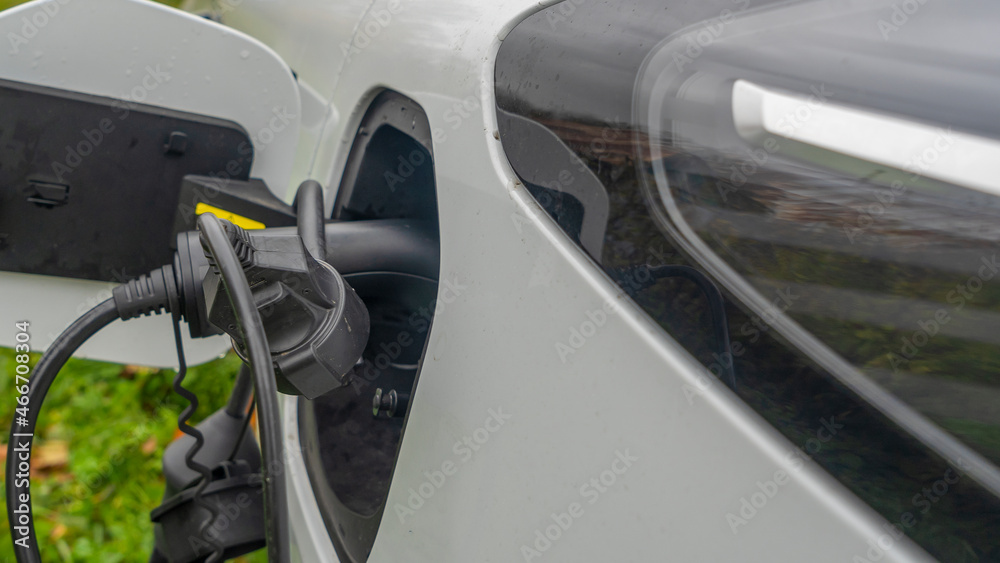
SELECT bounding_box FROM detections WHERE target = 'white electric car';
[3,0,999,561]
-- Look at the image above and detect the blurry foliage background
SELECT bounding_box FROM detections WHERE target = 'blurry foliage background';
[0,0,265,561]
[0,350,256,562]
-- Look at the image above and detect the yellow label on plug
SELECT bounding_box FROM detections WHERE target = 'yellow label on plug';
[195,203,265,230]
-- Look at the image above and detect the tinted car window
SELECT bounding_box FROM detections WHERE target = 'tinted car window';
[497,0,1000,560]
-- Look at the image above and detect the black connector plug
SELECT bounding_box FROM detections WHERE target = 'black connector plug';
[110,233,223,340]
[114,178,371,400]
[199,181,370,399]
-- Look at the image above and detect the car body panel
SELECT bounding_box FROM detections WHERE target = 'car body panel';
[2,0,982,559]
[219,0,935,560]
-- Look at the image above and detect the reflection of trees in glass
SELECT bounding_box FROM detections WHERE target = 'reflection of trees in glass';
[525,116,1000,562]
[670,157,1000,470]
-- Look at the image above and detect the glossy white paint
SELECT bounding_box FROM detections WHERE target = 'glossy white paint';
[221,0,937,561]
[283,395,340,563]
[211,0,373,205]
[0,0,301,365]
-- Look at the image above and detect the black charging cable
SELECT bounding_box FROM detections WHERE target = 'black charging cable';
[6,216,292,562]
[197,212,290,563]
[293,179,326,261]
[6,262,180,561]
[8,174,347,562]
[5,298,120,563]
[222,364,257,465]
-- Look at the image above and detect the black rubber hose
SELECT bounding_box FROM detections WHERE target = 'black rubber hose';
[198,213,290,563]
[224,364,255,418]
[264,219,440,279]
[293,179,326,261]
[222,364,256,467]
[6,299,119,563]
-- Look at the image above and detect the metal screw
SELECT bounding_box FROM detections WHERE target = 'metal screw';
[372,388,409,418]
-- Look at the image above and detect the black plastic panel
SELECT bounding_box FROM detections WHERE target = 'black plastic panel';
[0,78,253,281]
[332,91,437,226]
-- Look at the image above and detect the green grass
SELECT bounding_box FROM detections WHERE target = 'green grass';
[1,347,270,562]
